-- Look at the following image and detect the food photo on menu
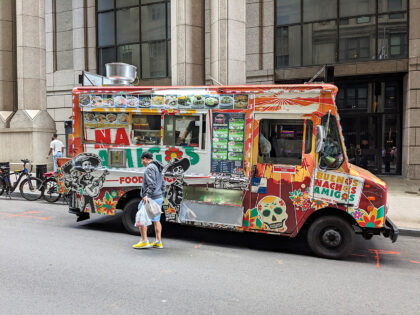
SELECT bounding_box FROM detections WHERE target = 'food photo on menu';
[219,95,234,109]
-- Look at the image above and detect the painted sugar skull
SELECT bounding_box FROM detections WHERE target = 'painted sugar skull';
[257,196,288,232]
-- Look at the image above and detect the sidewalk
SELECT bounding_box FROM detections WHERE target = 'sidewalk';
[379,176,420,234]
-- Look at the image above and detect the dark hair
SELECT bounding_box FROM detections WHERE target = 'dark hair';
[53,133,58,138]
[141,152,153,160]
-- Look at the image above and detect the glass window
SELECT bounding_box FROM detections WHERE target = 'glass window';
[339,16,376,61]
[303,20,337,65]
[141,3,166,41]
[141,41,167,78]
[98,12,115,47]
[377,14,407,59]
[275,25,301,68]
[163,115,206,149]
[259,119,304,165]
[303,0,336,22]
[98,0,114,11]
[320,114,344,169]
[340,0,375,17]
[276,0,301,25]
[97,0,171,78]
[116,0,138,8]
[98,47,116,75]
[378,0,407,13]
[118,44,141,72]
[117,8,140,44]
[305,120,313,154]
[132,115,161,145]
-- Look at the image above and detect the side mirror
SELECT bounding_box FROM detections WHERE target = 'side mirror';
[315,125,325,153]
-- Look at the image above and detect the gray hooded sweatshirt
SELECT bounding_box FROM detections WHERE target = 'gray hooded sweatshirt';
[142,160,165,199]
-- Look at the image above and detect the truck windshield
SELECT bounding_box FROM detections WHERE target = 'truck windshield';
[320,114,344,169]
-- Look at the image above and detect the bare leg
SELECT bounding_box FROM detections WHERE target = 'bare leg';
[139,226,148,242]
[154,221,162,242]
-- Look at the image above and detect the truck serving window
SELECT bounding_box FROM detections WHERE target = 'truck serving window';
[259,119,304,165]
[320,114,344,169]
[163,115,206,149]
[132,115,161,145]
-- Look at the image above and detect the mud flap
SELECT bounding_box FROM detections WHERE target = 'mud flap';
[382,217,399,243]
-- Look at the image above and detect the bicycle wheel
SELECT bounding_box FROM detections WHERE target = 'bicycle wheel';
[0,177,5,196]
[43,178,61,203]
[20,177,43,201]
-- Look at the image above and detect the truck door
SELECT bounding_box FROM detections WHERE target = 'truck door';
[246,115,313,234]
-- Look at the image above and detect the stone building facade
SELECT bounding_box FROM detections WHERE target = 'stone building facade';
[0,0,419,178]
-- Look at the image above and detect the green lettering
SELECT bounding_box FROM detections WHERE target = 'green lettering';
[98,150,108,167]
[185,147,199,165]
[349,194,355,202]
[314,187,320,194]
[136,148,143,167]
[126,149,133,168]
[334,191,341,198]
[321,188,329,195]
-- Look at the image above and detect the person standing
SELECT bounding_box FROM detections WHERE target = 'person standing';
[48,134,64,172]
[133,152,166,249]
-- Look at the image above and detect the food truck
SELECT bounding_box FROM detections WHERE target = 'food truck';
[59,84,398,259]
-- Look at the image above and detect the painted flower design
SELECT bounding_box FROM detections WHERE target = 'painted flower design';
[301,199,312,211]
[165,147,183,161]
[101,192,117,215]
[359,213,383,228]
[118,190,125,198]
[341,193,348,201]
[312,199,328,210]
[111,190,118,199]
[289,189,303,206]
[94,199,102,213]
[352,209,363,220]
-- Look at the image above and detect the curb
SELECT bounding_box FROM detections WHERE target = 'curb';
[398,228,420,237]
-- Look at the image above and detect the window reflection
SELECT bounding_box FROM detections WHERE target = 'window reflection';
[339,17,376,61]
[303,21,336,65]
[275,0,408,68]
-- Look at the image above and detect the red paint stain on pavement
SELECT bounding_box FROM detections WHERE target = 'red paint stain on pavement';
[410,260,420,264]
[351,254,366,257]
[194,243,202,249]
[368,249,400,268]
[0,211,50,220]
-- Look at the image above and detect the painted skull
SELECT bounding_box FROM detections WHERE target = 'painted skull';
[257,196,288,231]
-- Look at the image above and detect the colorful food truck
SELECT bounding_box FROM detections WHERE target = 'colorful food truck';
[59,84,398,259]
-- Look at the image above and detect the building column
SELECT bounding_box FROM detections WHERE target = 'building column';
[403,0,420,179]
[4,0,55,168]
[210,0,246,85]
[0,0,16,128]
[171,0,204,85]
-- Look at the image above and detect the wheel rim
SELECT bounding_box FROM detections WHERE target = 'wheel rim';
[321,227,342,248]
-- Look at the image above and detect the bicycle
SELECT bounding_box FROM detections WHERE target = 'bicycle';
[0,159,43,201]
[39,171,61,203]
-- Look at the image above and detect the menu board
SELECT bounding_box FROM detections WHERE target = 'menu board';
[79,93,249,110]
[211,113,245,174]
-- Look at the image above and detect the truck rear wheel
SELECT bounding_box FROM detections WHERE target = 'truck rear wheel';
[122,198,155,236]
[307,216,354,259]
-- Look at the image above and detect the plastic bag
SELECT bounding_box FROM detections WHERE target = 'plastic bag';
[135,202,152,227]
[145,197,162,219]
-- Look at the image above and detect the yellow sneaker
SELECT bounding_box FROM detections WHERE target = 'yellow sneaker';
[151,241,163,249]
[132,241,151,249]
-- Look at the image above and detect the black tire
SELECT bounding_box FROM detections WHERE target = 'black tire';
[19,177,43,201]
[42,178,61,203]
[0,177,5,196]
[307,216,354,259]
[122,198,155,236]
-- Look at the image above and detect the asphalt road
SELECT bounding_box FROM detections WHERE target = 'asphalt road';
[1,197,420,314]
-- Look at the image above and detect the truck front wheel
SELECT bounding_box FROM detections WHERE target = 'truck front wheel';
[122,198,155,236]
[307,216,354,259]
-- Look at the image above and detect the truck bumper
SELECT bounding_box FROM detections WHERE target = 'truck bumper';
[381,217,399,243]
